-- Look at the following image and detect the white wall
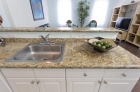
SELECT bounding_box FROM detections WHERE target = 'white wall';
[0,0,11,27]
[0,0,49,27]
[116,0,140,7]
[1,0,117,28]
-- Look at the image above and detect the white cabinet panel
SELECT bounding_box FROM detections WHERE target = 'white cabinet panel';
[104,69,140,78]
[66,69,105,78]
[1,69,34,78]
[67,78,101,92]
[0,71,12,92]
[33,69,65,78]
[100,78,138,92]
[37,78,66,92]
[7,78,39,92]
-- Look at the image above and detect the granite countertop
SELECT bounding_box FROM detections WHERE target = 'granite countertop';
[0,28,121,32]
[0,38,140,69]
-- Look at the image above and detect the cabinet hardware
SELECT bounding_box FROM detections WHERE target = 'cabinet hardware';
[84,73,87,76]
[104,81,107,84]
[31,81,34,84]
[122,73,127,77]
[37,81,40,84]
[98,80,101,84]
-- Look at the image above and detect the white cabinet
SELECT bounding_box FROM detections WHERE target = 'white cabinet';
[2,69,38,92]
[66,69,105,92]
[7,78,39,92]
[99,69,140,92]
[2,69,66,92]
[67,78,101,92]
[66,69,140,92]
[99,78,138,92]
[33,69,66,92]
[1,69,140,92]
[37,78,66,92]
[0,71,13,92]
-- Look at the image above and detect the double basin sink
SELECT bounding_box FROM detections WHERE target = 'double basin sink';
[4,43,65,63]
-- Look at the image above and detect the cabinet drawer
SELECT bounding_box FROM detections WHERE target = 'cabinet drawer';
[66,69,105,78]
[33,69,65,78]
[104,69,140,78]
[1,69,34,78]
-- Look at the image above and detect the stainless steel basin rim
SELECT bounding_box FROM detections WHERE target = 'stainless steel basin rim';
[4,43,65,63]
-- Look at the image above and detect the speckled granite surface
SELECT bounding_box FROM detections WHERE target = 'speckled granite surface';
[0,39,139,69]
[0,28,121,32]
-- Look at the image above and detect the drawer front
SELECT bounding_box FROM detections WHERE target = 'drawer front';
[104,69,140,78]
[1,69,34,78]
[66,69,105,78]
[33,69,65,78]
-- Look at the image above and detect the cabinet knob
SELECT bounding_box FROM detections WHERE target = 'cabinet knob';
[37,81,40,84]
[122,73,127,77]
[104,81,107,84]
[84,73,87,77]
[98,80,101,84]
[31,81,34,84]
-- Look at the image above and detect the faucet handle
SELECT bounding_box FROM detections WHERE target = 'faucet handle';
[39,35,43,37]
[45,34,50,38]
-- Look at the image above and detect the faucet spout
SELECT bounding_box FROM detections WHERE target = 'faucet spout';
[39,34,53,45]
[45,34,50,42]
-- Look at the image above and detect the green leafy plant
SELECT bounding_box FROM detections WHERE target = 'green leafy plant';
[77,0,90,27]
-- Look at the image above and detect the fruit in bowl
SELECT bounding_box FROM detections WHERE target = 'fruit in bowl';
[92,41,112,50]
[86,38,118,52]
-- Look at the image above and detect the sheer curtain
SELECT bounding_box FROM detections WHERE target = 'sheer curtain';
[91,0,109,27]
[57,0,72,27]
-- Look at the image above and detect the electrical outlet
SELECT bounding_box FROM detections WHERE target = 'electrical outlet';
[79,34,85,38]
[70,34,77,38]
[8,34,16,38]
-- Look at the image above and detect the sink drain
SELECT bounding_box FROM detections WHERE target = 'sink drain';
[41,58,48,61]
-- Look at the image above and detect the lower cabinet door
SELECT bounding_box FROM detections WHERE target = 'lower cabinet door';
[7,78,39,92]
[67,78,101,92]
[99,78,138,92]
[37,78,66,92]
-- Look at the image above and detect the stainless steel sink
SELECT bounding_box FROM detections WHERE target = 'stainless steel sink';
[4,43,65,63]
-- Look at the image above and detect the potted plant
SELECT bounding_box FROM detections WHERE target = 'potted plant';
[77,0,90,27]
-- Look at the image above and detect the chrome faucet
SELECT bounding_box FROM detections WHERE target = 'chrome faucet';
[39,34,55,45]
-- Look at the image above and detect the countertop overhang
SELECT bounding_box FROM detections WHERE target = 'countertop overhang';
[0,28,121,32]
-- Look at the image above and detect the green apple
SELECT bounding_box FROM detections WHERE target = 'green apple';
[97,44,101,47]
[102,46,106,49]
[105,44,110,48]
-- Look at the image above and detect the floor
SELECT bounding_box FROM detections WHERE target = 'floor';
[117,40,140,92]
[118,41,140,58]
[132,79,140,92]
